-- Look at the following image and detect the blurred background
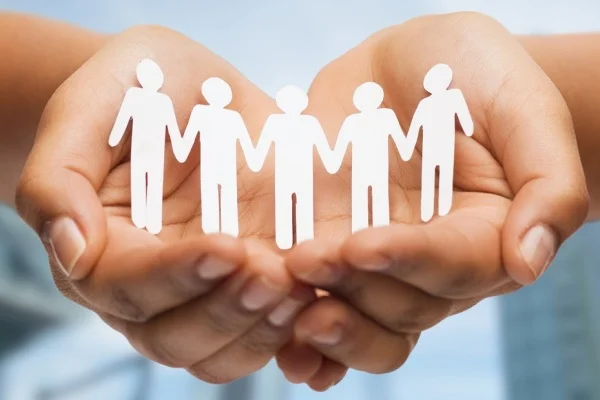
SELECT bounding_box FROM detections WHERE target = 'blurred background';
[1,1,600,399]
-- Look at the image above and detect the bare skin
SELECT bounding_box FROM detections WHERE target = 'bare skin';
[0,11,598,392]
[0,13,106,205]
[279,13,590,389]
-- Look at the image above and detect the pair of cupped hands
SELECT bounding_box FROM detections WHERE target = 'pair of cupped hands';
[16,12,589,392]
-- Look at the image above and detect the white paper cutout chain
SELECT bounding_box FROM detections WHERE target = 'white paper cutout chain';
[109,59,474,249]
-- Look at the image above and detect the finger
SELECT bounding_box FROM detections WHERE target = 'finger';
[340,204,510,299]
[16,25,271,281]
[74,231,245,322]
[306,358,349,392]
[188,284,315,384]
[124,242,294,368]
[295,297,417,374]
[276,338,324,384]
[287,240,453,332]
[276,335,348,389]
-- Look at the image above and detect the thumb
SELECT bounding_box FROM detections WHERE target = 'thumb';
[492,64,589,285]
[16,73,117,281]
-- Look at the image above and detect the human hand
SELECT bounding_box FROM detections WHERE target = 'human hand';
[276,12,589,390]
[16,25,316,384]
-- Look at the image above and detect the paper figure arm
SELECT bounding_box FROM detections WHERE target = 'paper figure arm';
[330,116,355,173]
[179,106,203,163]
[309,117,337,174]
[403,102,425,161]
[234,113,258,168]
[454,90,474,137]
[248,116,275,172]
[165,98,187,163]
[384,108,408,159]
[108,89,134,147]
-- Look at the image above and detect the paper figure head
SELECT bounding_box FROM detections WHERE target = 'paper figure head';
[202,77,233,108]
[353,82,384,112]
[424,64,453,94]
[276,85,308,115]
[136,59,164,92]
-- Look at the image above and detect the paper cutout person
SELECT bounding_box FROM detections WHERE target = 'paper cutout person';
[402,63,474,222]
[330,82,406,233]
[248,85,335,250]
[108,59,185,235]
[179,77,256,237]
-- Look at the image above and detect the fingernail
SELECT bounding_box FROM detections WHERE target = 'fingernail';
[240,277,284,311]
[267,297,305,327]
[45,217,86,277]
[520,225,557,280]
[197,257,236,280]
[310,325,343,346]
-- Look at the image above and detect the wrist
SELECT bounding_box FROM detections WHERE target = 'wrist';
[0,14,109,132]
[0,13,109,205]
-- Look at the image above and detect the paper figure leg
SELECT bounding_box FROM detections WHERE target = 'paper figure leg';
[130,162,147,230]
[146,163,165,235]
[438,158,455,217]
[372,180,390,228]
[275,191,294,250]
[201,180,220,235]
[220,182,239,238]
[352,183,369,233]
[295,189,314,245]
[421,161,436,223]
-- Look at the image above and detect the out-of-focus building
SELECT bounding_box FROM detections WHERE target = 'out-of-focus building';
[0,206,77,357]
[500,222,600,400]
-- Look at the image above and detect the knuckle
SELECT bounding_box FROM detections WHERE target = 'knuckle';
[187,364,237,385]
[239,326,285,357]
[204,304,251,336]
[126,324,181,368]
[434,262,498,299]
[162,268,200,300]
[387,260,421,281]
[387,300,453,333]
[441,269,483,297]
[109,285,149,323]
[145,336,181,368]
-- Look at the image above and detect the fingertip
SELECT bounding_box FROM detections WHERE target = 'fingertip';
[294,298,350,343]
[306,358,348,392]
[243,240,293,292]
[276,341,323,384]
[285,239,344,286]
